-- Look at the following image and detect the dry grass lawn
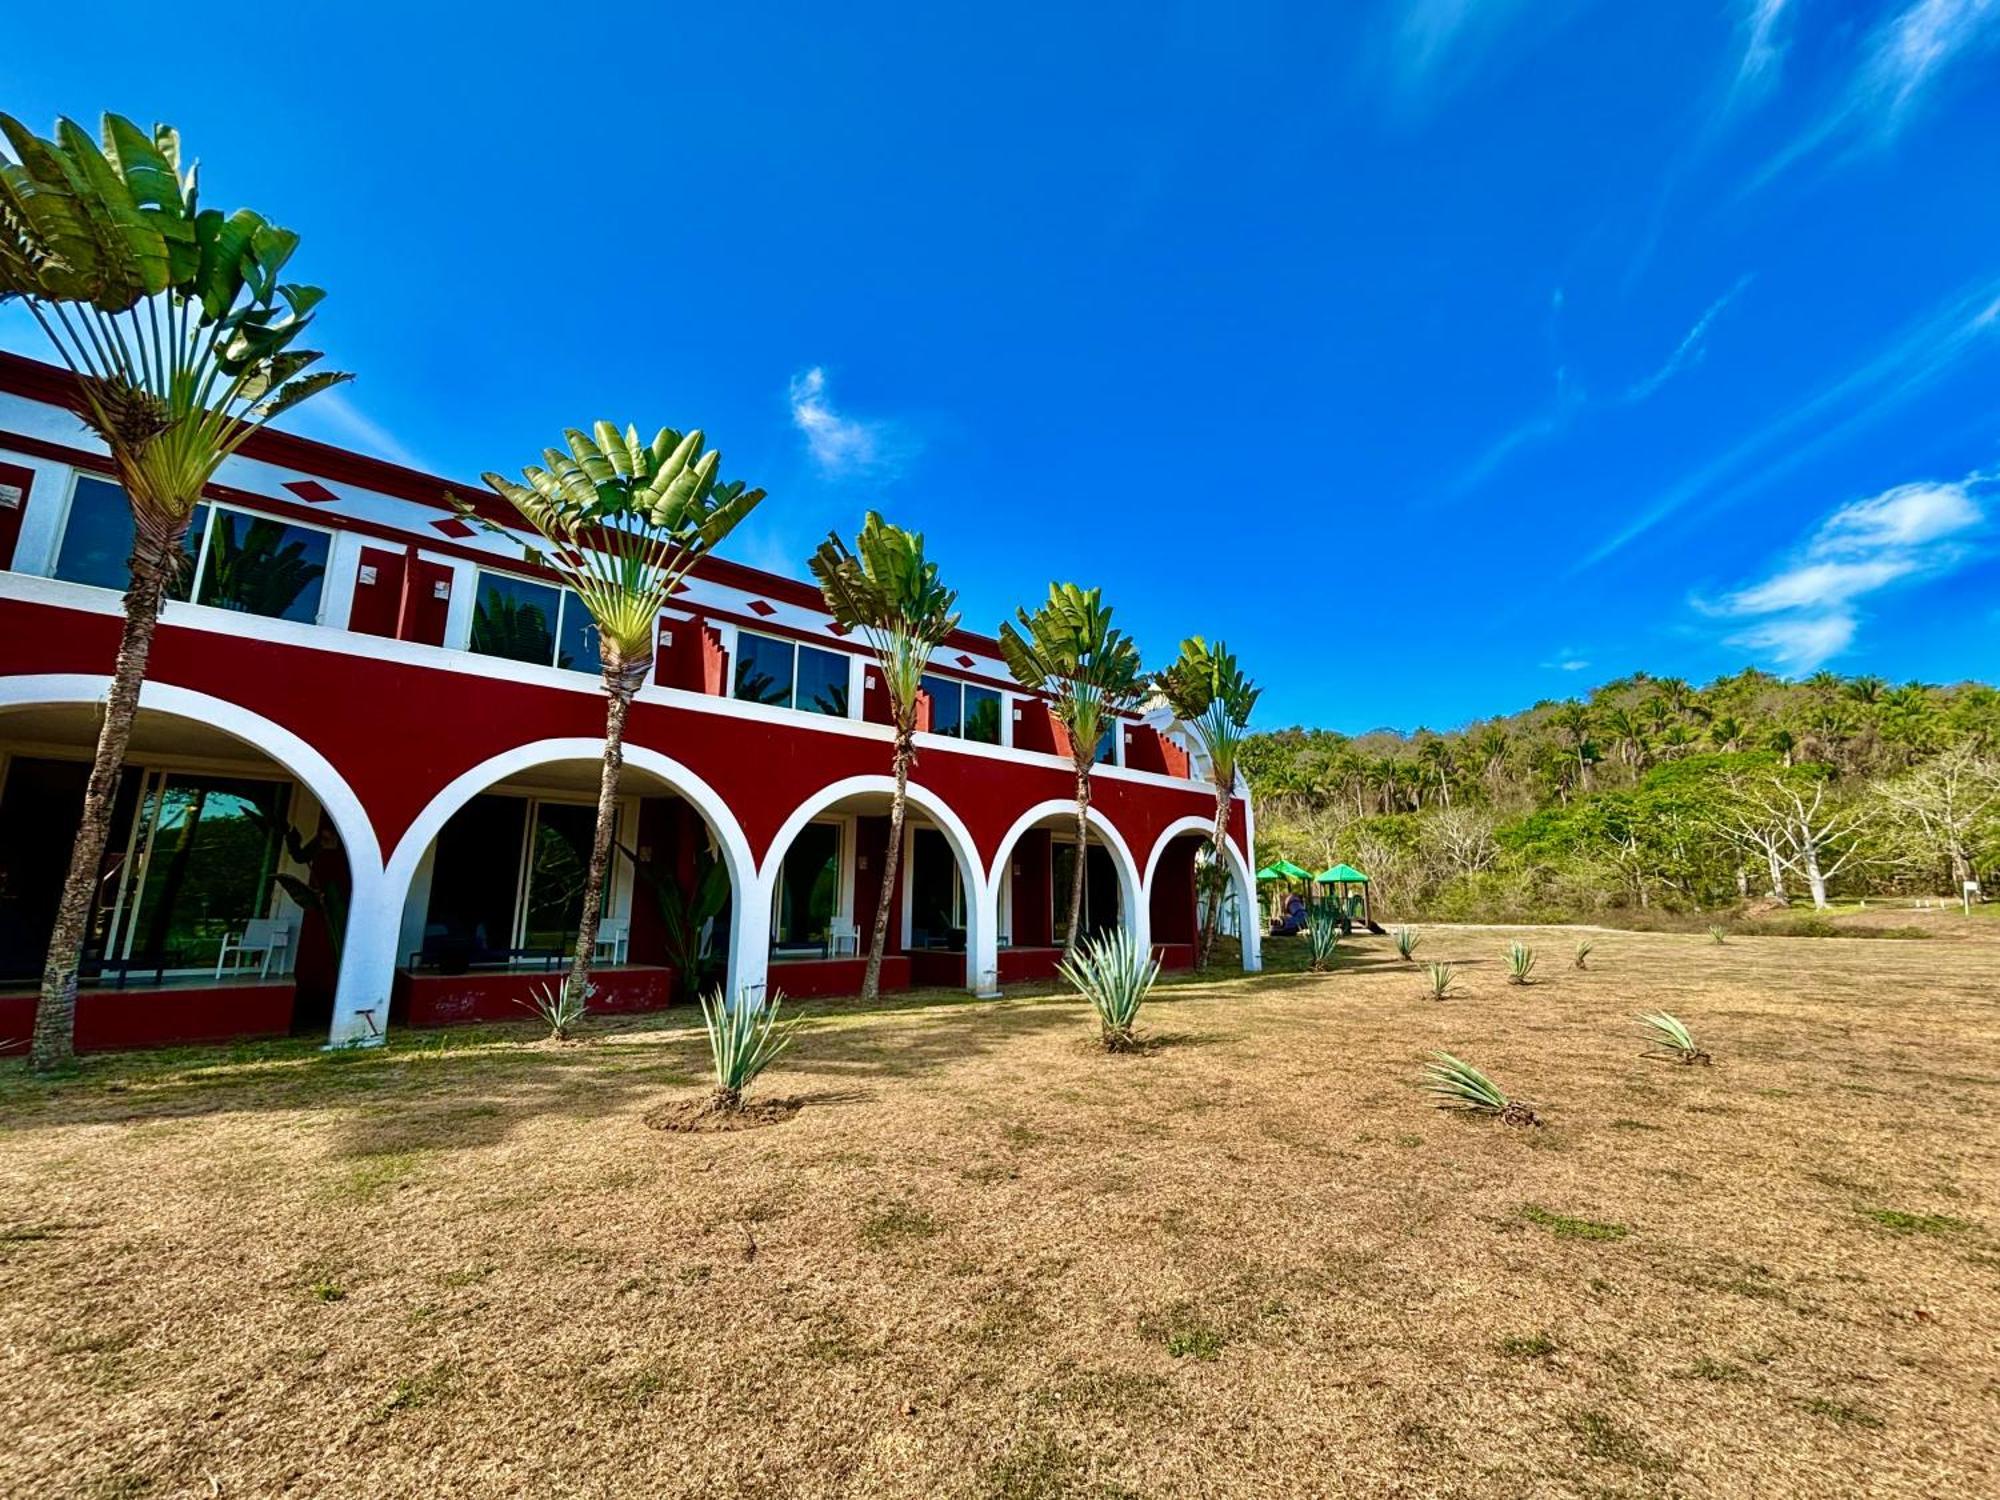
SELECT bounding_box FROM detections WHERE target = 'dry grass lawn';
[3,918,1997,1498]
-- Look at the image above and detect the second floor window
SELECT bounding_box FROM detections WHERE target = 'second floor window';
[734,630,848,717]
[921,674,1002,745]
[468,572,598,674]
[54,477,328,624]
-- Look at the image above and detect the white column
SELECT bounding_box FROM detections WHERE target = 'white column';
[730,874,771,1007]
[328,866,402,1047]
[969,865,1001,997]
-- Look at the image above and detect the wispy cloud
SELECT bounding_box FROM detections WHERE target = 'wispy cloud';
[1624,274,1754,402]
[1734,0,1795,90]
[1698,471,1989,670]
[280,387,432,473]
[787,366,908,479]
[1580,274,2000,567]
[1541,647,1591,672]
[1754,0,2000,186]
[1388,0,1593,104]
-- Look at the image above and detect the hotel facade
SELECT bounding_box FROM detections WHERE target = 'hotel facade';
[0,352,1259,1054]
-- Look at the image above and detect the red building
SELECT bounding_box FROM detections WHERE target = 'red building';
[0,352,1259,1053]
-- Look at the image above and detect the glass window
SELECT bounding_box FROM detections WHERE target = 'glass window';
[114,772,286,971]
[734,630,794,707]
[773,821,840,950]
[922,673,962,736]
[423,794,529,961]
[555,590,600,675]
[734,632,850,716]
[470,573,561,666]
[1096,725,1118,764]
[520,801,596,953]
[54,476,204,597]
[909,828,965,949]
[194,509,329,622]
[796,643,849,717]
[964,686,1002,745]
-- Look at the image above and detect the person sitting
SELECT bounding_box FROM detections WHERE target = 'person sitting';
[1269,893,1308,936]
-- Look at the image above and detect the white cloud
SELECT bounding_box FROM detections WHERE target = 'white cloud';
[1735,0,1794,87]
[1699,472,1990,671]
[1625,275,1753,402]
[1540,647,1591,672]
[787,366,903,479]
[283,387,431,472]
[1755,0,2000,184]
[1581,274,2000,567]
[1387,0,1593,103]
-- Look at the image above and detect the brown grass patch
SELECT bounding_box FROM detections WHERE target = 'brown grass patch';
[2,920,1998,1496]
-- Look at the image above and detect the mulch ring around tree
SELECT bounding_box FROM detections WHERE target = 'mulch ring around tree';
[642,1096,804,1133]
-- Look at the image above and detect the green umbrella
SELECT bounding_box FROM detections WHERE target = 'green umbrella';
[1257,859,1314,882]
[1315,864,1369,883]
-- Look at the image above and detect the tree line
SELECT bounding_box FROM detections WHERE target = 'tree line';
[1243,669,2000,923]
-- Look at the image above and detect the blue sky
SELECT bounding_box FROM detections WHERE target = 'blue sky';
[4,1,1997,734]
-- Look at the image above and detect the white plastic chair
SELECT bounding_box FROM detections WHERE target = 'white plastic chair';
[826,916,858,957]
[593,918,630,966]
[216,918,292,980]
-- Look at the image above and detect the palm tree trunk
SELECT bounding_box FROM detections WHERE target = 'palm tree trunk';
[1197,778,1231,971]
[862,727,913,1002]
[33,533,175,1071]
[1064,760,1090,955]
[565,667,639,1011]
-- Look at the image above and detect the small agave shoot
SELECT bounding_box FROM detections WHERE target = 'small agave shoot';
[1057,927,1161,1052]
[518,979,589,1041]
[1423,961,1458,1000]
[1422,1051,1541,1126]
[1505,941,1537,986]
[1307,907,1341,973]
[1638,1012,1712,1066]
[1393,926,1422,962]
[1709,925,1729,945]
[1573,938,1595,970]
[699,987,800,1112]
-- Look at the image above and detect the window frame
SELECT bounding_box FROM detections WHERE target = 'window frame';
[921,673,1003,745]
[466,567,600,673]
[734,628,852,719]
[187,500,336,626]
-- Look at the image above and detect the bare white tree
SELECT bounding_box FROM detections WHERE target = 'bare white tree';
[1873,743,2000,894]
[1731,772,1873,910]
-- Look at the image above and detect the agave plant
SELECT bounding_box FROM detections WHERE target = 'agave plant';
[1422,1051,1540,1126]
[1708,925,1729,945]
[1424,961,1458,1000]
[1393,926,1421,962]
[699,987,800,1110]
[1573,938,1595,970]
[518,979,589,1041]
[1,113,349,1069]
[1637,1012,1711,1065]
[1505,941,1537,985]
[1307,906,1341,972]
[1056,926,1161,1052]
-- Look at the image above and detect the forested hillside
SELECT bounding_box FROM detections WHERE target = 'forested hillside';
[1243,670,2000,923]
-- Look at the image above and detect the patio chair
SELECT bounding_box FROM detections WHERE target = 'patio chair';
[593,918,630,966]
[826,916,859,957]
[216,918,292,980]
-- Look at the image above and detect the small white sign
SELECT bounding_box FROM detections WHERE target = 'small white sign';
[0,483,22,510]
[357,564,378,586]
[432,580,450,600]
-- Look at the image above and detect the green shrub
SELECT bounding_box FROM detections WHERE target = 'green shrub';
[1573,938,1595,969]
[1637,1012,1710,1065]
[698,986,799,1110]
[1504,941,1537,985]
[1057,926,1160,1051]
[1422,1051,1539,1125]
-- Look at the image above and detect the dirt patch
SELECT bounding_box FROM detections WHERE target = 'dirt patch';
[641,1095,803,1132]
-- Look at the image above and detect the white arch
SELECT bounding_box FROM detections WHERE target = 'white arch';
[759,774,989,995]
[344,737,760,1044]
[985,797,1146,955]
[0,674,383,880]
[1141,813,1262,972]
